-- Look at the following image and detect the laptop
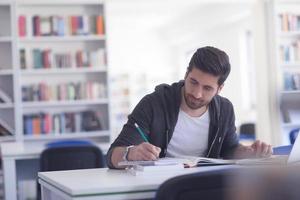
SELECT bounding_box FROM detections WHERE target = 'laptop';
[237,134,300,165]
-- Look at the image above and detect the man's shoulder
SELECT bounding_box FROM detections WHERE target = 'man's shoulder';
[154,81,184,94]
[214,95,234,110]
[215,95,232,105]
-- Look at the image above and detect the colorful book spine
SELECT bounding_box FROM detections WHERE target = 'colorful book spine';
[96,15,104,35]
[23,110,104,135]
[18,15,27,37]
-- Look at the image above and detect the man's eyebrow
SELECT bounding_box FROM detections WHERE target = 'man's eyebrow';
[190,77,198,83]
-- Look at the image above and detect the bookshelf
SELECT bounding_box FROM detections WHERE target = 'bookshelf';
[267,0,300,144]
[0,2,15,141]
[0,0,111,144]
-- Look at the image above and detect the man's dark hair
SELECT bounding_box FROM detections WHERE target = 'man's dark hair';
[187,46,231,85]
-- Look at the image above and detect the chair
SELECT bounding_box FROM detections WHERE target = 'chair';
[155,168,237,200]
[239,123,256,140]
[289,128,299,144]
[37,140,104,199]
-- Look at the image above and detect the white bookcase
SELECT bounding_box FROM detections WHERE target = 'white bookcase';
[267,0,300,144]
[0,0,111,144]
[0,1,15,143]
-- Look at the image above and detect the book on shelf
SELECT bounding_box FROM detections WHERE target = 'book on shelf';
[280,13,300,32]
[23,110,104,135]
[19,15,105,37]
[22,81,106,102]
[280,41,300,63]
[283,73,300,91]
[20,48,106,69]
[18,15,26,37]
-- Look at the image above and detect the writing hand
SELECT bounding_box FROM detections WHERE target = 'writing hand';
[127,142,161,161]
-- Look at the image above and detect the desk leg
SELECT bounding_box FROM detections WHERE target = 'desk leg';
[2,158,17,200]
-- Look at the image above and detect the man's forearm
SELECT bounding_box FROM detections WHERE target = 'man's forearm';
[110,147,127,169]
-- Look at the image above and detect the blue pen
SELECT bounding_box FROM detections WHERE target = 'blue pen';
[134,123,149,142]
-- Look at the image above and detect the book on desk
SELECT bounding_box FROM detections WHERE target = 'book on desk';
[118,157,236,175]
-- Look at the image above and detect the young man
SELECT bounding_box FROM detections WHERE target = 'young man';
[107,46,272,169]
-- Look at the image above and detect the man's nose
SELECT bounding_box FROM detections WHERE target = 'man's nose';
[193,87,203,99]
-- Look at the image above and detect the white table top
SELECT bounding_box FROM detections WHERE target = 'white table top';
[0,142,110,159]
[38,166,234,197]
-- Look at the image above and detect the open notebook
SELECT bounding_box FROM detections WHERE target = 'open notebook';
[118,156,235,168]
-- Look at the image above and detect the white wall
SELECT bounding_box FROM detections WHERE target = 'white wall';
[158,3,257,128]
[105,0,262,139]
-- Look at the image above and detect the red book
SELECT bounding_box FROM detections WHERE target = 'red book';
[71,16,77,35]
[44,114,52,134]
[18,15,26,37]
[96,16,104,35]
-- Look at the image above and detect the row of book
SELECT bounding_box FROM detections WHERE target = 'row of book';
[284,73,300,91]
[18,15,104,37]
[22,82,106,102]
[280,13,300,32]
[20,48,106,69]
[280,42,300,63]
[23,110,104,135]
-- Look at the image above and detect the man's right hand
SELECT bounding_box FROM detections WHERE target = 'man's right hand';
[127,142,161,161]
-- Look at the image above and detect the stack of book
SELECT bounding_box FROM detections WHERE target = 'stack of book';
[23,110,104,135]
[18,15,104,37]
[20,48,106,69]
[118,158,185,176]
[22,81,106,102]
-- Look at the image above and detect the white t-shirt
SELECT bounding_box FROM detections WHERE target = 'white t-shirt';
[166,108,210,157]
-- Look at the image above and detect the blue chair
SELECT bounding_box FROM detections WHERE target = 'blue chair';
[37,140,104,199]
[239,123,256,141]
[289,128,299,144]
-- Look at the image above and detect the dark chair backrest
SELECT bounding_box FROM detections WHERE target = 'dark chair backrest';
[240,123,255,136]
[37,144,104,200]
[155,168,236,200]
[40,145,104,172]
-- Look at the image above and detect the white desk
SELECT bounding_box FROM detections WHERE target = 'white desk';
[0,142,110,200]
[38,166,233,200]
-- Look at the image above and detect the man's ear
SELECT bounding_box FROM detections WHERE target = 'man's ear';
[217,84,224,94]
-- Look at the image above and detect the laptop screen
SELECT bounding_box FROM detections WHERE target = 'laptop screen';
[288,132,300,163]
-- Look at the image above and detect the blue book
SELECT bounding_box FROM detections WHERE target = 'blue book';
[25,116,33,135]
[57,17,65,36]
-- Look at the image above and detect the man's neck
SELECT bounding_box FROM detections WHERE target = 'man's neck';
[181,89,208,118]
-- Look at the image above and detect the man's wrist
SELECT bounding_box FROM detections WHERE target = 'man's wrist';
[122,145,134,161]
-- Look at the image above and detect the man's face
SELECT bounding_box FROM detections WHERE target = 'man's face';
[184,67,223,110]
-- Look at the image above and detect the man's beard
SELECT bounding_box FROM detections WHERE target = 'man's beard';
[183,90,208,110]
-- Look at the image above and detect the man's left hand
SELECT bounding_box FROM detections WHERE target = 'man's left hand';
[234,140,273,159]
[250,140,273,157]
